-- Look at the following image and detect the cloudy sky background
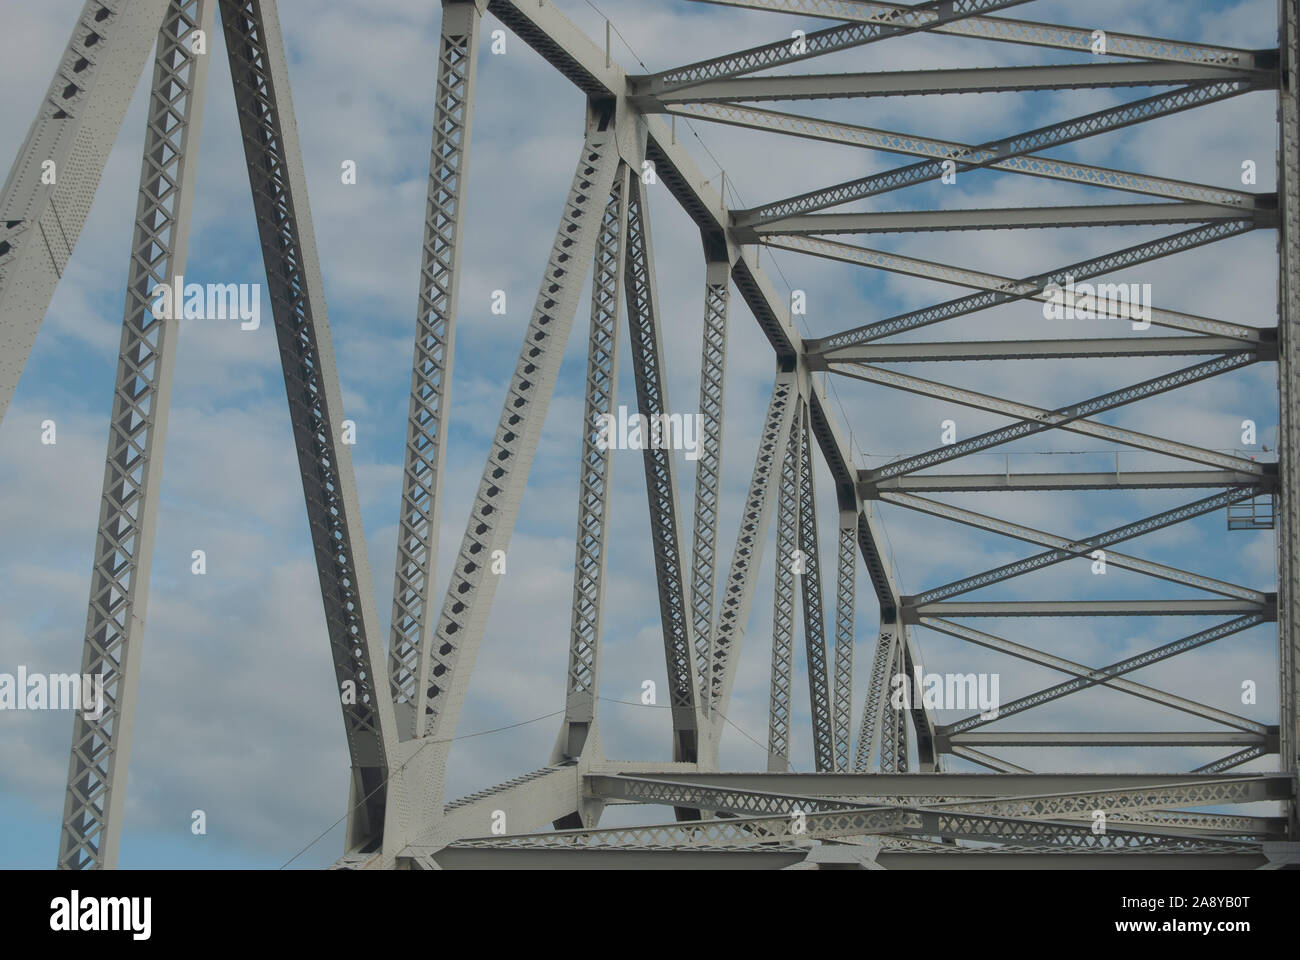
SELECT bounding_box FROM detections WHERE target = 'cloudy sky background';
[0,0,1287,867]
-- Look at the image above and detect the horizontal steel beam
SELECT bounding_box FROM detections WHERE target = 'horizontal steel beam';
[410,842,1270,868]
[874,848,1268,869]
[638,0,1036,95]
[948,731,1272,747]
[751,203,1257,237]
[591,769,1294,799]
[647,63,1262,103]
[589,774,1287,832]
[811,220,1260,349]
[686,1,1269,70]
[664,101,1259,209]
[935,614,1267,735]
[812,337,1266,364]
[738,81,1261,225]
[906,599,1274,621]
[843,359,1264,479]
[785,234,1264,344]
[890,492,1266,602]
[864,469,1270,494]
[919,616,1267,735]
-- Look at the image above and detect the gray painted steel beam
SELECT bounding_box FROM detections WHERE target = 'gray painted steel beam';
[1276,0,1300,802]
[708,372,798,747]
[665,101,1259,209]
[219,0,400,849]
[556,166,630,762]
[58,0,211,872]
[637,0,1034,95]
[686,1,1267,70]
[854,627,895,771]
[751,203,1255,237]
[842,358,1262,480]
[597,769,1294,800]
[767,400,801,772]
[951,732,1270,747]
[0,0,171,426]
[690,258,730,709]
[816,337,1264,364]
[935,615,1267,736]
[866,470,1268,494]
[737,81,1262,226]
[832,512,856,772]
[910,488,1264,604]
[908,600,1272,621]
[797,402,835,772]
[624,176,702,762]
[811,220,1259,351]
[390,0,484,740]
[648,63,1262,103]
[420,106,621,744]
[893,492,1266,602]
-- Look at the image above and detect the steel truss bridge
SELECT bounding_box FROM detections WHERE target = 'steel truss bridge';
[3,0,1299,869]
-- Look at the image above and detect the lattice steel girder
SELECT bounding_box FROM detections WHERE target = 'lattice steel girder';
[686,0,1269,70]
[909,488,1265,605]
[588,774,1287,840]
[1276,0,1300,795]
[415,844,811,869]
[768,403,801,772]
[907,599,1274,621]
[447,804,916,847]
[708,372,798,740]
[880,639,909,772]
[646,63,1266,105]
[1061,811,1286,838]
[441,800,1258,852]
[795,233,1264,346]
[854,628,896,771]
[832,512,855,772]
[486,0,912,755]
[625,176,702,759]
[219,0,401,848]
[595,774,872,815]
[413,843,1268,869]
[599,769,1295,802]
[816,338,1267,365]
[751,203,1261,238]
[1196,746,1267,774]
[390,0,484,740]
[893,491,1267,602]
[806,330,904,632]
[0,0,172,426]
[557,166,630,762]
[636,0,1035,96]
[867,470,1269,495]
[938,614,1267,736]
[873,848,1269,869]
[690,257,730,708]
[57,0,212,873]
[796,402,835,772]
[664,102,1260,210]
[737,81,1262,226]
[419,106,621,742]
[952,732,1272,747]
[842,356,1263,481]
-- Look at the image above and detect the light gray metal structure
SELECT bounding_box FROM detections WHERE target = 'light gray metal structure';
[2,0,1297,868]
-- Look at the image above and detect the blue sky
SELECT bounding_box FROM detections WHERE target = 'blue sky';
[0,0,1287,868]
